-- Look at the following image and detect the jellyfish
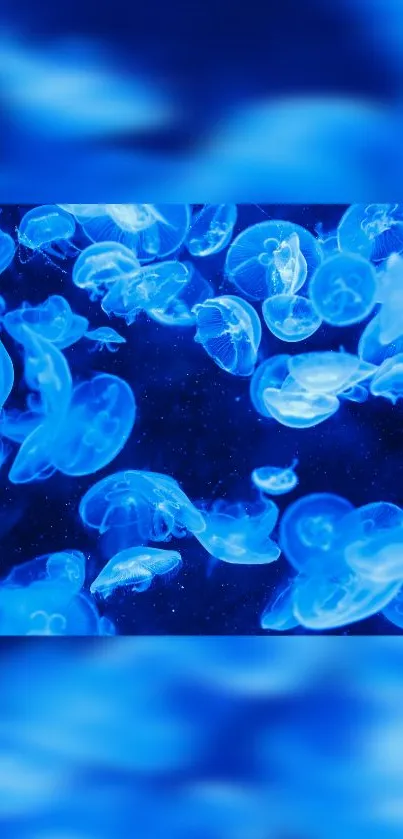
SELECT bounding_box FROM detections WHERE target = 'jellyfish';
[84,326,126,352]
[0,409,42,443]
[51,373,136,476]
[279,492,354,574]
[293,569,401,630]
[57,203,106,222]
[0,583,101,636]
[358,311,403,367]
[79,470,205,540]
[382,588,403,630]
[308,252,378,326]
[225,220,321,300]
[369,354,403,404]
[90,546,182,598]
[192,295,261,376]
[101,260,189,324]
[194,499,280,565]
[7,549,86,596]
[252,459,299,496]
[0,340,14,411]
[339,383,369,404]
[334,501,403,554]
[72,241,140,301]
[262,293,322,342]
[249,354,291,417]
[376,253,403,344]
[148,262,214,328]
[287,350,376,395]
[8,421,58,484]
[337,203,403,263]
[0,228,15,273]
[82,204,191,262]
[17,205,78,260]
[260,579,300,631]
[4,296,88,350]
[345,526,403,583]
[17,327,73,418]
[185,204,237,257]
[262,378,340,429]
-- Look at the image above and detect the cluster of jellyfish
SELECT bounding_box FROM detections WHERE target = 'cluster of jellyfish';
[0,202,402,633]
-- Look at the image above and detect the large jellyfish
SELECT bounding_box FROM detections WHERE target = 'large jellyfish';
[225,220,321,300]
[90,546,182,598]
[148,262,213,328]
[0,228,16,273]
[251,459,299,496]
[101,260,189,324]
[18,205,78,260]
[79,470,205,540]
[185,204,237,257]
[262,293,322,342]
[192,295,262,376]
[287,350,376,394]
[82,204,191,262]
[337,203,403,263]
[4,295,88,349]
[308,252,378,326]
[18,327,73,417]
[194,499,280,565]
[72,241,140,300]
[249,354,291,417]
[262,378,340,428]
[279,492,354,574]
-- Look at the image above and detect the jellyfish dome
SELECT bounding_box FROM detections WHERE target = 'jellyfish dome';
[4,296,88,350]
[225,220,322,300]
[249,354,291,417]
[148,262,214,328]
[260,579,299,631]
[185,204,237,257]
[194,499,280,565]
[287,350,375,395]
[262,293,322,342]
[84,326,126,352]
[82,204,191,262]
[309,251,378,326]
[90,546,182,598]
[376,253,403,344]
[0,229,16,274]
[279,492,354,574]
[72,241,140,300]
[337,203,403,263]
[18,205,77,259]
[345,526,403,583]
[262,378,340,429]
[251,459,299,496]
[369,354,403,404]
[101,260,189,324]
[193,295,261,376]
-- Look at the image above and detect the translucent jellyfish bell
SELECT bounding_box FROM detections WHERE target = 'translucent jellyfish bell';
[279,492,354,574]
[18,205,77,260]
[185,204,237,257]
[252,459,299,496]
[225,220,322,300]
[192,295,261,376]
[339,383,369,404]
[101,260,189,324]
[4,295,88,349]
[287,350,376,395]
[262,293,322,342]
[249,354,291,417]
[369,354,403,404]
[57,203,106,222]
[79,470,205,540]
[335,501,403,553]
[260,579,299,631]
[345,527,403,583]
[0,584,101,636]
[90,546,182,598]
[337,203,403,263]
[262,378,340,429]
[72,241,140,301]
[376,253,403,344]
[83,204,191,262]
[0,228,16,273]
[0,340,14,411]
[7,549,86,597]
[84,326,126,353]
[148,262,214,328]
[308,252,378,326]
[194,499,280,565]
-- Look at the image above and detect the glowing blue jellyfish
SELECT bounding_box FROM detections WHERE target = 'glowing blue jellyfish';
[382,589,403,630]
[195,499,280,565]
[101,260,189,324]
[279,492,354,574]
[225,220,321,300]
[308,252,378,326]
[72,241,140,301]
[287,350,376,394]
[148,262,214,328]
[293,569,401,630]
[0,296,6,316]
[57,203,106,222]
[18,205,77,259]
[335,502,403,553]
[4,296,88,349]
[9,421,58,484]
[249,354,291,417]
[262,378,340,428]
[82,204,191,262]
[84,326,126,352]
[19,327,73,417]
[369,354,403,403]
[0,409,41,443]
[337,203,403,263]
[345,527,403,583]
[262,293,322,342]
[252,459,299,496]
[260,579,299,631]
[79,470,205,539]
[90,546,182,598]
[7,549,86,595]
[185,204,237,257]
[0,340,14,411]
[192,295,261,376]
[376,253,403,344]
[0,229,15,273]
[339,383,369,404]
[51,373,136,476]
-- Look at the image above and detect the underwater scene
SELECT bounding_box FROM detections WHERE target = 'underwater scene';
[0,203,402,635]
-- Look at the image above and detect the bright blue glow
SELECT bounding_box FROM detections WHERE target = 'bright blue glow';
[72,241,140,300]
[4,295,89,349]
[251,459,299,496]
[90,546,182,597]
[101,260,189,324]
[309,252,378,326]
[194,499,280,565]
[83,204,191,262]
[0,228,16,273]
[84,326,126,352]
[262,378,340,428]
[148,261,213,327]
[260,579,299,631]
[287,350,376,394]
[18,205,77,259]
[337,203,403,262]
[370,353,403,403]
[262,293,322,341]
[279,492,354,573]
[293,570,401,630]
[193,295,262,376]
[185,204,237,257]
[249,354,291,417]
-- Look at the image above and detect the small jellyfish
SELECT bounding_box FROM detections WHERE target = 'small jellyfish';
[84,326,126,352]
[225,220,321,300]
[293,569,401,630]
[382,589,403,630]
[345,526,403,583]
[72,241,140,301]
[193,295,261,376]
[308,252,378,326]
[148,262,214,328]
[194,499,280,565]
[51,373,136,476]
[262,293,322,342]
[0,228,15,273]
[287,350,375,395]
[83,204,191,262]
[185,204,237,257]
[337,203,403,263]
[369,354,403,404]
[90,546,182,598]
[249,354,291,417]
[279,492,354,574]
[376,253,403,344]
[262,378,340,429]
[339,383,369,404]
[4,296,88,349]
[79,470,205,539]
[101,260,189,324]
[18,205,78,260]
[260,579,299,631]
[252,459,299,496]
